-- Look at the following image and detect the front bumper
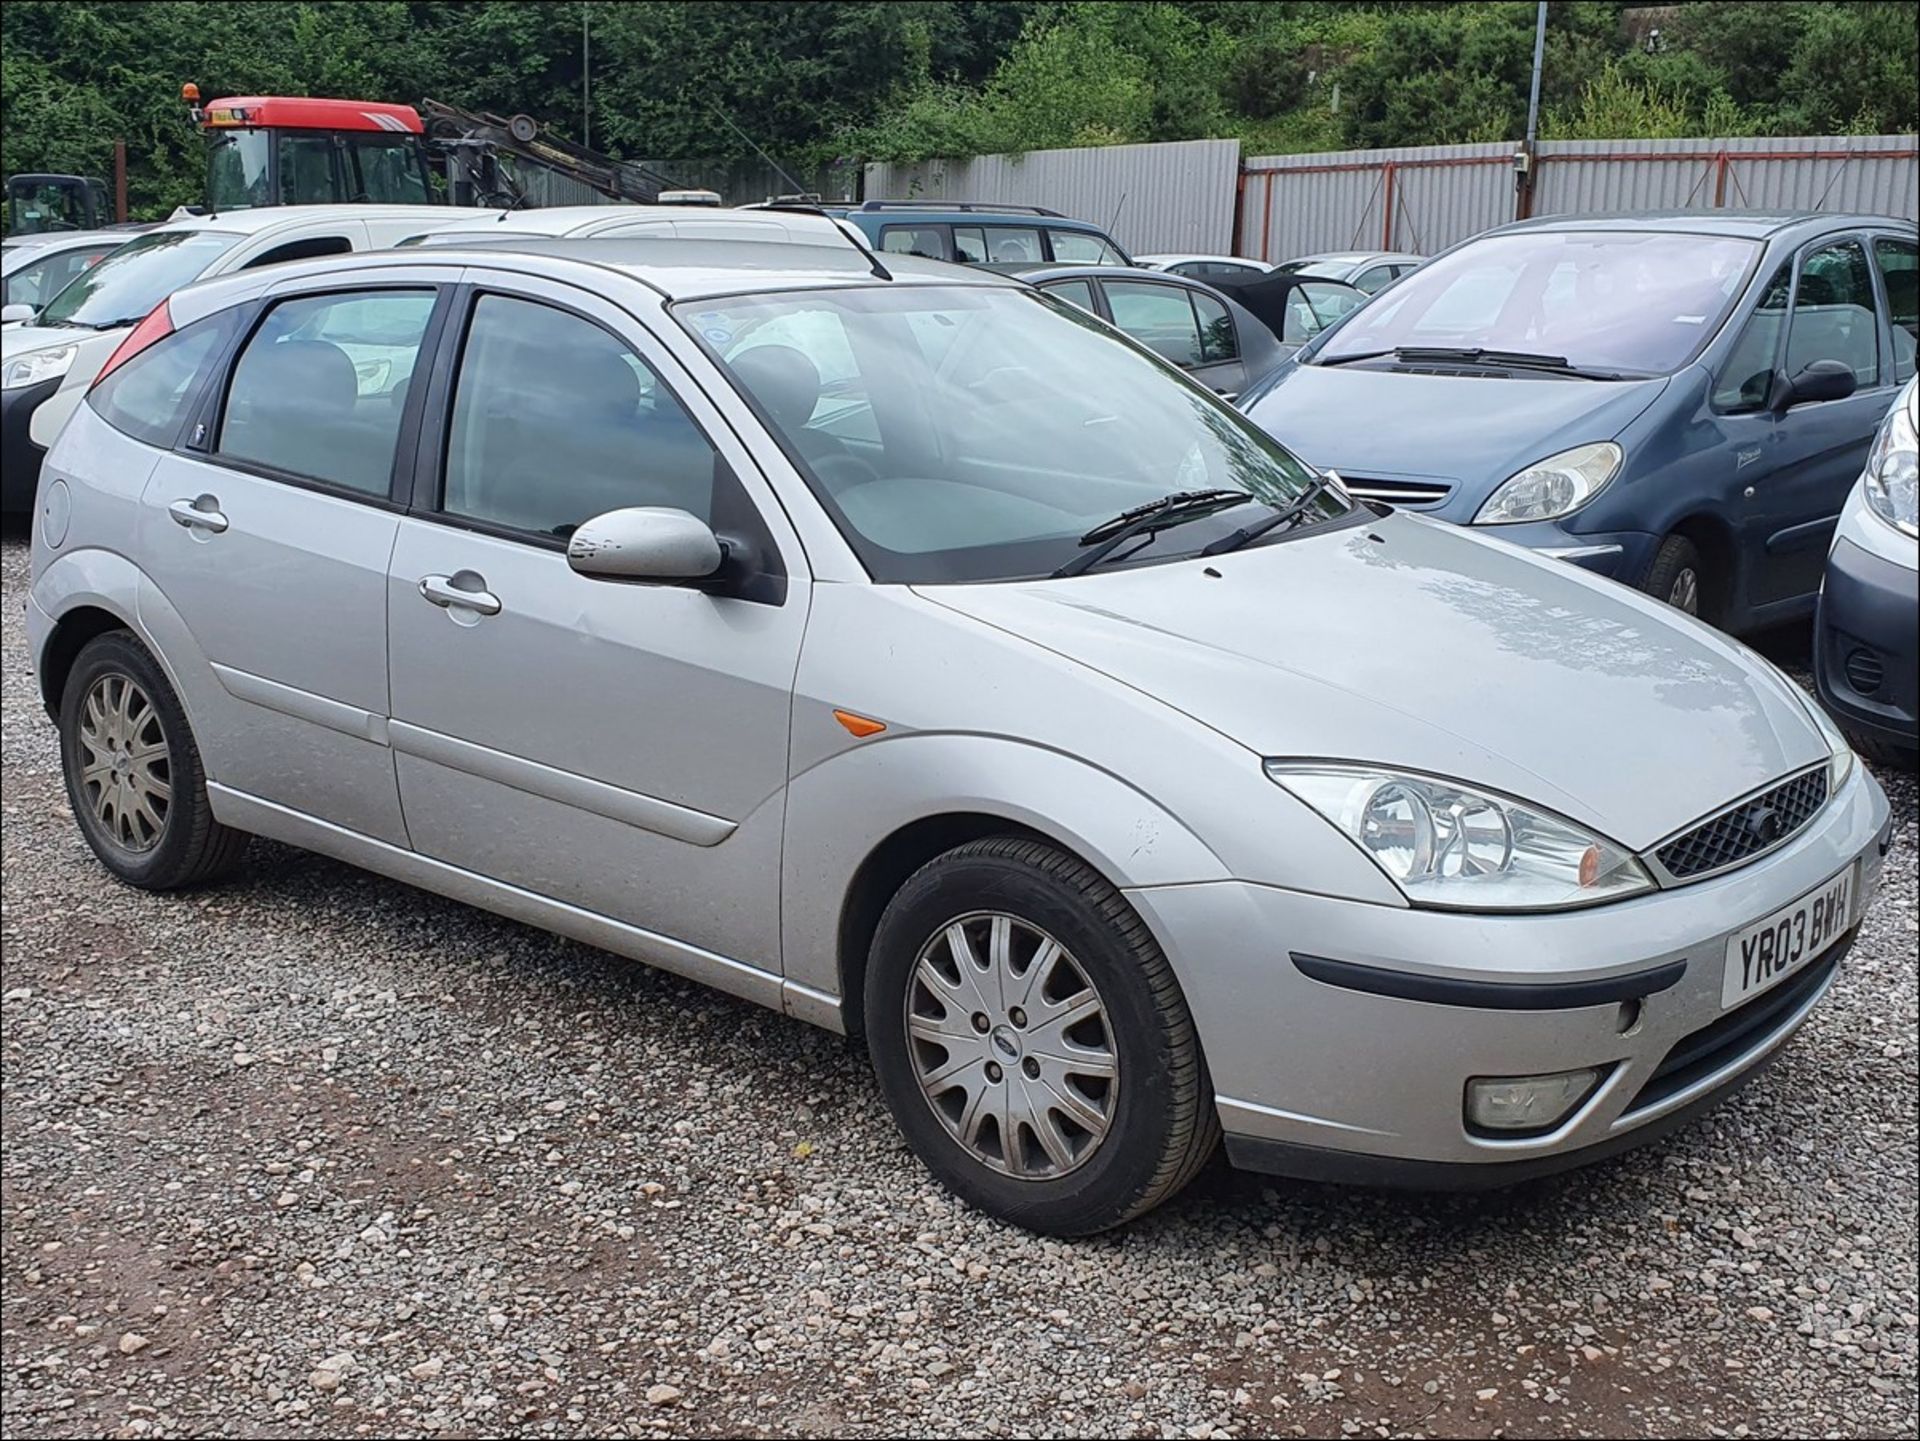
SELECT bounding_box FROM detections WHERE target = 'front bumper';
[0,375,57,513]
[1128,763,1891,1185]
[1815,533,1919,750]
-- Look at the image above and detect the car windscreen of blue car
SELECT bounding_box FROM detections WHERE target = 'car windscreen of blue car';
[1316,230,1759,377]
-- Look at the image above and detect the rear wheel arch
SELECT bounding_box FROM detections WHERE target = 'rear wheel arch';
[38,603,131,719]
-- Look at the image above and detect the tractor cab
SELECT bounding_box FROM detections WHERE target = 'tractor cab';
[5,174,112,235]
[188,86,438,211]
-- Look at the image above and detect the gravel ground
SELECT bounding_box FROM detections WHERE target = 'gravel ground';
[2,526,1915,1441]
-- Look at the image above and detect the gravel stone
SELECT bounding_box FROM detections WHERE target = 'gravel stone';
[2,528,1915,1437]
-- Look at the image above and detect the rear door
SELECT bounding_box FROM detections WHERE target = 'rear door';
[1099,278,1244,396]
[136,267,455,844]
[1750,234,1900,608]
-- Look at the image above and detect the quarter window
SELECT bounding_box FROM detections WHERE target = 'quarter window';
[879,225,947,261]
[1712,262,1792,411]
[1873,236,1917,383]
[1040,279,1098,314]
[1104,281,1205,368]
[89,311,237,448]
[218,289,436,494]
[1048,230,1123,265]
[444,295,718,537]
[1787,240,1881,389]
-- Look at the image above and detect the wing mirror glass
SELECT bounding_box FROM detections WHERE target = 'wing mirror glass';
[566,507,725,584]
[1772,358,1857,412]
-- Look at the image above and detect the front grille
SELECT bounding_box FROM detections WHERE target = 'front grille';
[1845,648,1885,697]
[1655,767,1828,881]
[1625,949,1840,1114]
[1338,475,1453,507]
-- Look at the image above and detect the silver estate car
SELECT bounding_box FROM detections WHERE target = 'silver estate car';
[26,238,1893,1235]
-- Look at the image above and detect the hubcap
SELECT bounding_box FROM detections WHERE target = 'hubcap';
[77,673,171,854]
[904,912,1118,1180]
[1668,567,1700,616]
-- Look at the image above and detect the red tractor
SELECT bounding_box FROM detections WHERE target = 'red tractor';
[186,84,437,210]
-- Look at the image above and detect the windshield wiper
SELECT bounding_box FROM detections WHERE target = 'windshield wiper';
[1053,489,1257,579]
[1199,472,1343,557]
[1319,346,1632,380]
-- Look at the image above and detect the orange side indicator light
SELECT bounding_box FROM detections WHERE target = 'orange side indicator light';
[834,710,886,738]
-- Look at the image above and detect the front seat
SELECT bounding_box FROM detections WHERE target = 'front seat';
[727,343,860,478]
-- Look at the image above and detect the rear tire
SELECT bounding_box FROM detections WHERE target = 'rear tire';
[865,836,1218,1235]
[1641,533,1706,618]
[58,631,248,890]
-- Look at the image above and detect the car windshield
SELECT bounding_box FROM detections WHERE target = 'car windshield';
[1318,229,1759,375]
[684,285,1343,583]
[37,229,241,328]
[1286,281,1368,341]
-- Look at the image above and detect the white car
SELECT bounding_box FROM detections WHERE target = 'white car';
[399,202,855,249]
[1134,253,1275,282]
[1,204,499,511]
[2,230,142,322]
[1272,250,1424,295]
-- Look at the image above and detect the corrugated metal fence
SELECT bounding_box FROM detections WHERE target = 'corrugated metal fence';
[864,139,1242,255]
[1239,134,1919,262]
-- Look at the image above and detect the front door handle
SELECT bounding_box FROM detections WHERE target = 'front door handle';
[168,496,228,533]
[418,572,502,616]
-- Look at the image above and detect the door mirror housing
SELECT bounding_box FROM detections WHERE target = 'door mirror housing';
[567,507,725,584]
[0,303,37,324]
[1771,358,1858,412]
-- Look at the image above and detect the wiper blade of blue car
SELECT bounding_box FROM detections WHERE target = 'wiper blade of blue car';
[1199,472,1343,557]
[1319,346,1636,381]
[1054,489,1257,579]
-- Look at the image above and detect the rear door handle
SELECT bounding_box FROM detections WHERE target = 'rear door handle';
[168,496,228,533]
[418,573,502,616]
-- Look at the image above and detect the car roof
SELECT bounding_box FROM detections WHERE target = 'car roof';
[289,236,1027,302]
[1,228,133,251]
[829,203,1108,230]
[410,204,843,239]
[990,262,1214,287]
[1490,209,1914,240]
[153,203,503,238]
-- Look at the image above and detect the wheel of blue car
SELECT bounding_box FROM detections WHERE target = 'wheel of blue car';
[58,631,248,890]
[1641,534,1706,618]
[865,836,1218,1234]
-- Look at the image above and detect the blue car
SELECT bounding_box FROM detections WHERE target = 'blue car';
[1241,211,1919,632]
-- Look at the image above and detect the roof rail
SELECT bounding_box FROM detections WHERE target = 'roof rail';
[856,200,1066,218]
[729,198,893,281]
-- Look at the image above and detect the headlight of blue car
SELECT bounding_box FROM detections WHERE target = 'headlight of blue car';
[1473,441,1623,525]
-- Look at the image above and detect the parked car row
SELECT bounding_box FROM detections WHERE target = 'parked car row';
[20,205,1902,1235]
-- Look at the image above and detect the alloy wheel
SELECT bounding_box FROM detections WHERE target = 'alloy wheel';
[1668,566,1700,616]
[904,911,1119,1179]
[77,673,171,853]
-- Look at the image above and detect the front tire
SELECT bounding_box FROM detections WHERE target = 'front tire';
[1641,533,1706,618]
[58,631,247,890]
[865,837,1218,1235]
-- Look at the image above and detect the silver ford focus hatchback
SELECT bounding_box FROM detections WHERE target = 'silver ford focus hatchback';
[26,238,1893,1235]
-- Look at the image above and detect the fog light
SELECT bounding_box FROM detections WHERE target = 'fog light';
[1465,1068,1601,1133]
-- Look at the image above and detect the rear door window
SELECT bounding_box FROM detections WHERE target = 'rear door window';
[89,311,238,448]
[1873,236,1917,383]
[955,225,1043,265]
[1193,292,1238,363]
[218,289,437,495]
[1787,239,1881,390]
[879,225,948,261]
[1104,281,1205,367]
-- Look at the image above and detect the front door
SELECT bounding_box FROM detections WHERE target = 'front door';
[385,278,809,972]
[136,274,449,844]
[1748,235,1899,609]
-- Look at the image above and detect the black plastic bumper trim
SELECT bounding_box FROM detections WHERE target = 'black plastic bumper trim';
[1290,952,1686,1011]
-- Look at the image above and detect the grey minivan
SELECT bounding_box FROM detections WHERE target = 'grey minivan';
[27,238,1891,1234]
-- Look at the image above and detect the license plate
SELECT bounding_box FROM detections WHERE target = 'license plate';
[1721,867,1853,1009]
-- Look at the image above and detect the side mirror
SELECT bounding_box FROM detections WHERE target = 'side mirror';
[1772,358,1857,412]
[0,303,37,324]
[566,506,724,584]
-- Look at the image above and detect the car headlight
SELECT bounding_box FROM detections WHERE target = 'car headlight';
[1267,763,1654,910]
[1,344,77,392]
[1473,442,1623,525]
[1861,382,1917,538]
